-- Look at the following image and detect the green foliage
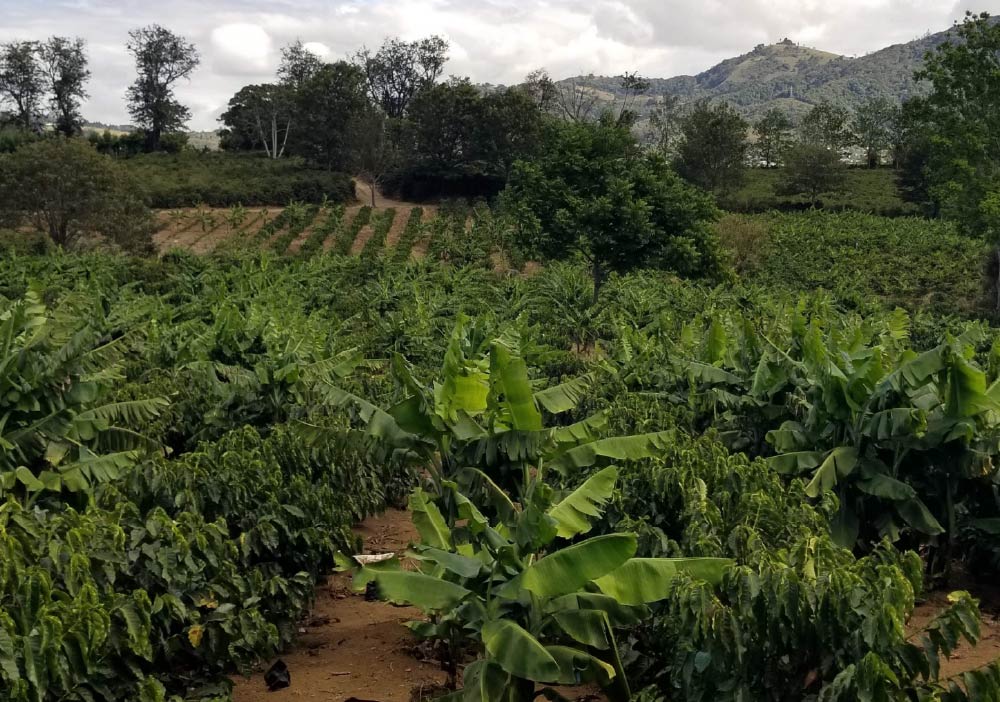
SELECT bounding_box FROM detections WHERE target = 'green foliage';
[347,329,730,700]
[911,12,1000,241]
[611,432,998,701]
[723,166,919,216]
[648,300,1000,563]
[674,101,750,193]
[777,142,847,203]
[121,152,355,208]
[504,117,724,302]
[0,290,166,500]
[731,211,985,315]
[0,138,155,253]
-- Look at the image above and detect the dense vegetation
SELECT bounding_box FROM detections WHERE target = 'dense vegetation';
[121,153,356,208]
[3,196,1000,699]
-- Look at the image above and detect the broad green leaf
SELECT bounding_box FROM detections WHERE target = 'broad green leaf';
[409,489,451,550]
[483,619,560,682]
[535,374,594,414]
[945,356,994,418]
[548,466,618,539]
[545,645,616,686]
[552,609,611,649]
[371,571,470,611]
[507,533,637,599]
[14,466,44,492]
[897,498,945,535]
[492,342,543,431]
[545,593,645,626]
[549,431,674,473]
[408,547,483,579]
[592,558,733,605]
[856,473,916,501]
[768,451,824,475]
[804,447,859,499]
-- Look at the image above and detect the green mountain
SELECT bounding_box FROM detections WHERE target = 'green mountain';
[563,26,956,121]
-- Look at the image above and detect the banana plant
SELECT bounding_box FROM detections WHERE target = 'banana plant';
[654,299,1000,563]
[355,471,731,701]
[316,316,679,505]
[0,291,168,500]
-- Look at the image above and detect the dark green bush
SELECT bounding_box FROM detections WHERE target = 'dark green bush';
[122,152,355,208]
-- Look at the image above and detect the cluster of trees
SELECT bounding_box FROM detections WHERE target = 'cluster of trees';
[0,37,89,135]
[220,36,553,200]
[665,96,905,202]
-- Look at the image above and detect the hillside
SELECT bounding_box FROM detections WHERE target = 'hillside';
[563,27,955,121]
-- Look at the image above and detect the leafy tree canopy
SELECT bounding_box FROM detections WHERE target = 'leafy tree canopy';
[504,117,724,303]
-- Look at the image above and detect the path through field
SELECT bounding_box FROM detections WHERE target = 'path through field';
[232,510,448,702]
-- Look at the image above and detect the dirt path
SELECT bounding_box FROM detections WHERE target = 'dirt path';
[232,510,448,702]
[909,591,1000,679]
[354,180,414,210]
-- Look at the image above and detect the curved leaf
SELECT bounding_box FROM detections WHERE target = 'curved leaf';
[504,534,637,599]
[371,570,470,611]
[483,619,560,682]
[548,466,619,539]
[593,557,733,605]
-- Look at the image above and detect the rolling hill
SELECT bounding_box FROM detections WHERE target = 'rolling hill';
[562,26,957,121]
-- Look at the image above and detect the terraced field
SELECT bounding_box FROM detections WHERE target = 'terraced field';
[153,201,441,260]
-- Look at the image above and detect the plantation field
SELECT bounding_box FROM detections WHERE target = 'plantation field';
[4,221,1000,701]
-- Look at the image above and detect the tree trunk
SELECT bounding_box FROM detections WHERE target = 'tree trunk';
[370,177,377,208]
[995,246,1000,315]
[592,261,605,306]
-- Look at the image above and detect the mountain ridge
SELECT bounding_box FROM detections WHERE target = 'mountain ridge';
[558,24,960,121]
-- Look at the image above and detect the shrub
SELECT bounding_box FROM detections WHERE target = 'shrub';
[0,137,155,254]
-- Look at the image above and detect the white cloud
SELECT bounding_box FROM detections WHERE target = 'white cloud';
[210,23,274,74]
[2,0,999,129]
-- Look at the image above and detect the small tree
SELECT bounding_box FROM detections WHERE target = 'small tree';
[0,41,43,130]
[754,107,793,167]
[675,101,749,194]
[349,107,402,207]
[800,100,854,154]
[853,96,900,168]
[125,25,199,152]
[39,37,90,136]
[777,142,846,205]
[0,138,154,253]
[504,117,723,304]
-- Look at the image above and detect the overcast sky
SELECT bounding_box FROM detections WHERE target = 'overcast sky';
[3,0,998,129]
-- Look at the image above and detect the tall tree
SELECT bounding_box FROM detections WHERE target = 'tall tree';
[853,96,900,168]
[754,108,793,167]
[288,61,367,170]
[39,37,90,136]
[909,12,1000,307]
[616,71,650,126]
[555,76,599,123]
[353,36,448,118]
[125,25,199,152]
[646,95,683,157]
[0,41,43,130]
[504,117,722,303]
[522,69,559,113]
[0,138,154,252]
[278,40,323,89]
[800,100,854,153]
[219,84,293,158]
[675,101,749,194]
